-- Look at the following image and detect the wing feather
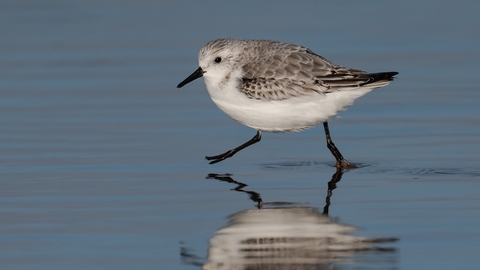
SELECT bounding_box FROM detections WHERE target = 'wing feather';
[239,41,397,101]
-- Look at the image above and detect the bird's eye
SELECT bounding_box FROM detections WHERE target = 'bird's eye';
[214,57,222,63]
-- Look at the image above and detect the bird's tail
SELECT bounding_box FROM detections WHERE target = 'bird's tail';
[360,71,398,88]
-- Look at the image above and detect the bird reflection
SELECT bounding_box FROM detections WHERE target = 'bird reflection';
[205,173,263,209]
[206,169,342,214]
[181,169,398,269]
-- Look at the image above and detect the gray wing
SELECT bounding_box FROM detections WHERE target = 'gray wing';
[241,42,388,101]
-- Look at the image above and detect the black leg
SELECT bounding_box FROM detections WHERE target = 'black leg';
[323,122,356,169]
[206,130,262,164]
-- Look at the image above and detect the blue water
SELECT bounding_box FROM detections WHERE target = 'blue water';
[1,0,479,269]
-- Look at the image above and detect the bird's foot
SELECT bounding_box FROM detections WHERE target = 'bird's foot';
[205,150,236,164]
[336,159,357,169]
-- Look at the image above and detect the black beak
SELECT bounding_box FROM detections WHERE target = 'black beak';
[177,67,205,88]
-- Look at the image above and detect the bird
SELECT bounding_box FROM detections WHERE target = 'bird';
[177,38,398,168]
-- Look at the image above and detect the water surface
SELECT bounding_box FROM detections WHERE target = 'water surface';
[1,1,479,269]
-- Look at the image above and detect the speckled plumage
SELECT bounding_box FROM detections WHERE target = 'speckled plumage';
[198,39,395,103]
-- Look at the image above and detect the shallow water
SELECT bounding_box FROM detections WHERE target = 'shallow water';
[1,0,479,269]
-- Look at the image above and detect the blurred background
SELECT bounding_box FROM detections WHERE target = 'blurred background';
[1,1,479,269]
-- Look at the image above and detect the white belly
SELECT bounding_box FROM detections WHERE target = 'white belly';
[205,79,374,133]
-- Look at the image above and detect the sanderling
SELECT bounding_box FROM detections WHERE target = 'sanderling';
[177,38,398,168]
